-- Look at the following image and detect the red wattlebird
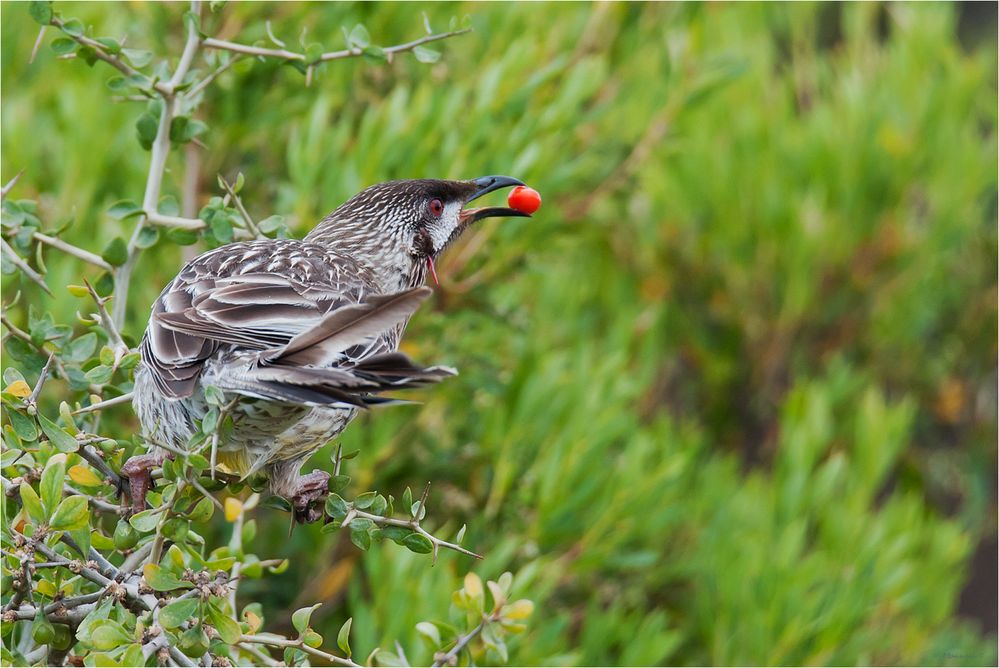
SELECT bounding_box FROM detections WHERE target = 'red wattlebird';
[125,176,530,521]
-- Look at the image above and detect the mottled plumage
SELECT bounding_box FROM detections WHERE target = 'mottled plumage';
[128,176,529,520]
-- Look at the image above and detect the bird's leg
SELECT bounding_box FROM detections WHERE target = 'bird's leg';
[269,460,330,524]
[120,450,169,515]
[291,471,331,523]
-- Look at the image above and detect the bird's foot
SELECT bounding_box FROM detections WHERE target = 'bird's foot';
[120,452,168,515]
[289,470,331,524]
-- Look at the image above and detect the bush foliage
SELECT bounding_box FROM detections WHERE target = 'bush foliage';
[1,1,996,666]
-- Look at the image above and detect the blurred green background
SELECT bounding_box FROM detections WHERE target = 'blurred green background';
[2,1,996,665]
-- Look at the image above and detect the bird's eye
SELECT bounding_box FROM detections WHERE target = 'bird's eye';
[428,198,444,217]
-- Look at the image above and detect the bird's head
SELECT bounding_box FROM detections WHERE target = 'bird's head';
[306,176,530,290]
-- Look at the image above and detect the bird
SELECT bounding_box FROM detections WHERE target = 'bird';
[124,175,530,521]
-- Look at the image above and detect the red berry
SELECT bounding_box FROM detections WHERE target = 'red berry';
[507,186,542,214]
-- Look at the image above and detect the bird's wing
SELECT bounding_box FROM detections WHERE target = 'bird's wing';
[142,239,382,398]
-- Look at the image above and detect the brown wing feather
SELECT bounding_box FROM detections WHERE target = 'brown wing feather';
[140,240,379,398]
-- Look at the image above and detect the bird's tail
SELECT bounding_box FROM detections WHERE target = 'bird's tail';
[210,287,456,407]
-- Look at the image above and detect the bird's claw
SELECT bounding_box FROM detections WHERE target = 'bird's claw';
[120,452,167,515]
[290,470,331,524]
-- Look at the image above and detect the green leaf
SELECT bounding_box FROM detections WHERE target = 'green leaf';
[368,494,388,516]
[329,474,350,494]
[170,116,208,144]
[413,46,440,64]
[142,564,190,591]
[337,617,352,656]
[60,18,84,37]
[402,532,433,554]
[158,194,180,216]
[29,1,53,25]
[107,200,143,221]
[101,237,128,267]
[209,211,233,243]
[258,215,287,235]
[38,413,78,452]
[6,409,37,442]
[178,626,209,658]
[261,495,293,513]
[206,604,241,644]
[292,603,321,634]
[203,385,225,406]
[40,453,67,518]
[135,225,159,249]
[416,621,441,648]
[160,598,199,629]
[63,332,97,363]
[162,518,189,543]
[84,365,113,385]
[89,620,132,650]
[350,521,373,551]
[50,38,77,55]
[95,37,120,55]
[119,352,141,369]
[348,24,370,48]
[122,48,153,68]
[353,491,377,509]
[135,113,158,150]
[188,496,215,523]
[362,46,386,64]
[104,77,129,93]
[166,227,199,245]
[304,42,323,64]
[129,509,159,532]
[50,495,88,531]
[19,481,45,524]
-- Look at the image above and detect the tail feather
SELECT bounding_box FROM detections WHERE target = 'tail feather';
[266,287,432,366]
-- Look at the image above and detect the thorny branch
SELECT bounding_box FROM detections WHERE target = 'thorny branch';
[238,634,361,668]
[0,5,509,666]
[202,26,471,63]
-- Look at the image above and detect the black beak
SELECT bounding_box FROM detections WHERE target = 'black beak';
[462,175,532,222]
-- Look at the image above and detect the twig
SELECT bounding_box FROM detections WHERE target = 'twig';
[25,354,55,412]
[77,445,122,489]
[29,25,46,64]
[33,543,112,588]
[238,634,360,668]
[32,232,113,271]
[201,27,471,64]
[356,28,473,62]
[188,54,243,98]
[63,484,121,514]
[0,238,52,296]
[49,17,168,95]
[119,542,153,573]
[112,1,203,329]
[144,212,206,230]
[72,392,134,415]
[83,279,130,368]
[189,477,224,510]
[1,170,23,199]
[217,175,263,239]
[351,508,482,562]
[432,621,485,667]
[238,642,280,667]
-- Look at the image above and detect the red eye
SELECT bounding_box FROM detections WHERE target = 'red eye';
[428,198,444,217]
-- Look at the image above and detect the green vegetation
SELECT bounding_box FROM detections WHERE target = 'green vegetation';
[1,2,995,666]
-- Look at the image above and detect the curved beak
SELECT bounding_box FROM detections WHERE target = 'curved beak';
[461,175,532,222]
